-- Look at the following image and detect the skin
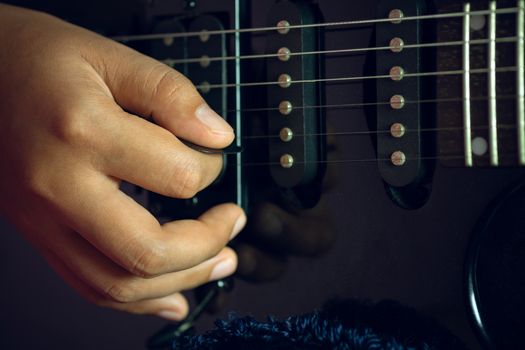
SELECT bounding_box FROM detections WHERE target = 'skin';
[0,3,246,321]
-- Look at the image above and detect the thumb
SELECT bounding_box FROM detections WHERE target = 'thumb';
[92,41,234,149]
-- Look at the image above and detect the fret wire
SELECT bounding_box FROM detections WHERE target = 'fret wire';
[517,0,525,165]
[226,95,518,114]
[111,8,519,42]
[195,67,517,90]
[162,37,517,66]
[463,3,473,167]
[242,124,518,140]
[488,1,499,166]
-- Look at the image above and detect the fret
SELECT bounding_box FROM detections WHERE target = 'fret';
[518,0,525,165]
[488,1,499,166]
[463,3,473,167]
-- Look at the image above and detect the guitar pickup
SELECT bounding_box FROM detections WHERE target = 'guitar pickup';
[265,1,325,189]
[375,0,430,188]
[146,13,245,219]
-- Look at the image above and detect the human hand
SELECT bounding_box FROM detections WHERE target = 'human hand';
[0,4,245,321]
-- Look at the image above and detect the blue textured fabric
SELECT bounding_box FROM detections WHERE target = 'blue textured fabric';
[171,300,467,350]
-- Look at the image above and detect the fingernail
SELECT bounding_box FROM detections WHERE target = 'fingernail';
[157,310,184,321]
[195,104,233,135]
[209,258,236,281]
[230,212,247,240]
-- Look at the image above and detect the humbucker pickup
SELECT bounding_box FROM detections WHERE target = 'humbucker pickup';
[147,14,243,220]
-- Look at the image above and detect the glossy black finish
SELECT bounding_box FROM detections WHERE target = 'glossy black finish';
[466,181,525,349]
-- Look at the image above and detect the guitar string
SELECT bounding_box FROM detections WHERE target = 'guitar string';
[228,95,518,115]
[242,124,518,140]
[230,154,524,167]
[112,7,523,166]
[162,37,518,66]
[193,67,517,90]
[111,7,518,42]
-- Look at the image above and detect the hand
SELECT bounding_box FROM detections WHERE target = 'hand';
[0,4,246,321]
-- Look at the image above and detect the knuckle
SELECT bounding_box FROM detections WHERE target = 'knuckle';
[52,108,93,147]
[165,160,203,198]
[103,280,140,303]
[151,67,191,103]
[128,243,169,278]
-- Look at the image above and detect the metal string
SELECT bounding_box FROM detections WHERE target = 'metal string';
[242,124,518,140]
[234,154,522,167]
[194,66,517,90]
[162,37,517,66]
[112,6,523,167]
[229,95,518,115]
[111,7,518,42]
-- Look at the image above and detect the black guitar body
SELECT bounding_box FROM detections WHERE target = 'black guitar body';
[138,1,524,348]
[1,0,524,349]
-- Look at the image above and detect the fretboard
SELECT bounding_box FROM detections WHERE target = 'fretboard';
[437,0,525,167]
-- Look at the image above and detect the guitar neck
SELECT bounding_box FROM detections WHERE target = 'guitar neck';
[437,0,525,168]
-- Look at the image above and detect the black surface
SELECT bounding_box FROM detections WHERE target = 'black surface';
[466,181,525,349]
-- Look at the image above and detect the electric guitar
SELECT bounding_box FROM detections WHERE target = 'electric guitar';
[107,0,525,348]
[2,0,523,348]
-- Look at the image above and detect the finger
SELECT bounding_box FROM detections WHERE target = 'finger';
[98,108,223,199]
[50,171,246,277]
[47,225,238,302]
[235,243,286,282]
[43,249,190,320]
[90,40,233,148]
[251,202,334,256]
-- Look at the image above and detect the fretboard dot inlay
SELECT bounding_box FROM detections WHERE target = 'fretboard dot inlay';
[470,15,486,31]
[472,136,488,156]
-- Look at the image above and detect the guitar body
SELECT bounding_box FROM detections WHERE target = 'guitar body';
[0,0,524,349]
[144,1,523,348]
